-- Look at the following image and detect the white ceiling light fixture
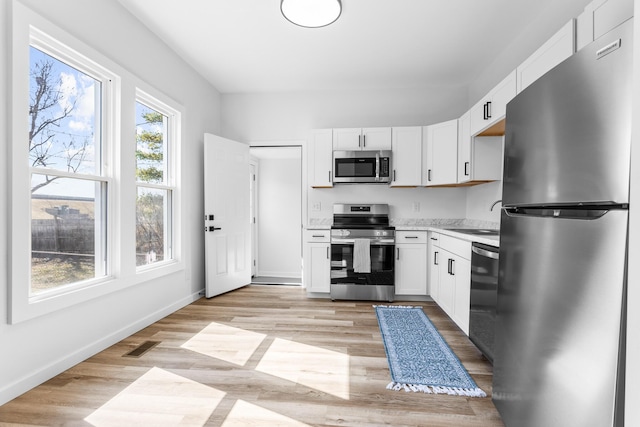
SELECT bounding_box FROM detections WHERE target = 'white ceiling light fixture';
[281,0,342,28]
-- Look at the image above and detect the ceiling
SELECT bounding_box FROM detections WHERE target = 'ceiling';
[118,0,590,94]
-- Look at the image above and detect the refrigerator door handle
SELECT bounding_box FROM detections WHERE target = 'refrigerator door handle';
[503,205,625,219]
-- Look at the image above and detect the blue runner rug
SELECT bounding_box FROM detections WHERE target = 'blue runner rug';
[374,305,486,397]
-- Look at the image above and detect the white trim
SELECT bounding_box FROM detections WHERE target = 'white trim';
[0,290,202,406]
[134,88,183,271]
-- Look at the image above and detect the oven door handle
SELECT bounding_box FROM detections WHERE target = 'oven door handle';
[330,239,395,245]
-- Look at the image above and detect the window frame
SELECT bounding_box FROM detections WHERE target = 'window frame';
[9,4,184,324]
[27,31,113,299]
[134,89,181,271]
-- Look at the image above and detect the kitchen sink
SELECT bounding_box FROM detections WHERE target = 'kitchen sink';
[444,228,500,236]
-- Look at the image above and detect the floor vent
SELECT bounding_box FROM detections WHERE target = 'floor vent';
[123,340,161,358]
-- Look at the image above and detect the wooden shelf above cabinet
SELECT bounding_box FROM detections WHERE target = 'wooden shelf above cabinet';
[427,180,498,188]
[477,118,505,137]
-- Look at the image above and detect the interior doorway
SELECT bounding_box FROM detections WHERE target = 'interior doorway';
[249,146,302,285]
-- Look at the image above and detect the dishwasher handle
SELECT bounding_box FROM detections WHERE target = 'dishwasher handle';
[472,245,499,259]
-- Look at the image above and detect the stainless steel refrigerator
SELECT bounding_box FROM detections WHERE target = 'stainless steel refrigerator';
[493,18,632,427]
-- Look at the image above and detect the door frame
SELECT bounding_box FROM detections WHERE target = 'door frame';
[249,160,259,277]
[249,140,307,281]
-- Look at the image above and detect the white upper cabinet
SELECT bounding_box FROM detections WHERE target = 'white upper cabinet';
[458,112,503,184]
[390,126,422,187]
[517,20,575,93]
[333,127,391,151]
[469,70,517,137]
[457,112,472,183]
[593,0,633,39]
[309,129,333,188]
[577,0,633,50]
[423,120,458,186]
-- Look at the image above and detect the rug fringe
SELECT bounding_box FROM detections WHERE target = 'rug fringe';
[386,382,487,398]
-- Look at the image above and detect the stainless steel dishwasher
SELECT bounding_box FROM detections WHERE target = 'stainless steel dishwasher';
[469,242,499,363]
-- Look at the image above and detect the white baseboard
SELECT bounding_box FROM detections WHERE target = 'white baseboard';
[255,270,301,279]
[0,291,202,406]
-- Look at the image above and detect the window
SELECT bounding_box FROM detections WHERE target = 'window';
[28,39,111,296]
[135,92,178,268]
[10,7,184,323]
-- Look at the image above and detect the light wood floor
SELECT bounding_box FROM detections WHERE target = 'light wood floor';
[0,285,503,427]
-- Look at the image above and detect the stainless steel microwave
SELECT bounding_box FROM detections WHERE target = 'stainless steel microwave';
[333,150,391,184]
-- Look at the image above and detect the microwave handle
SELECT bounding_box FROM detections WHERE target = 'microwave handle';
[375,152,380,181]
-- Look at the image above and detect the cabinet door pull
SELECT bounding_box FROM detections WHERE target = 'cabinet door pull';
[393,170,396,182]
[486,101,492,119]
[428,169,432,182]
[405,236,419,239]
[327,246,330,259]
[312,234,324,238]
[363,135,366,147]
[434,251,439,265]
[447,258,453,275]
[450,259,455,275]
[464,161,470,176]
[328,171,332,182]
[396,248,400,260]
[483,103,487,120]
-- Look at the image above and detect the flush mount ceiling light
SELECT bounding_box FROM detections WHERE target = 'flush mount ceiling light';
[281,0,342,28]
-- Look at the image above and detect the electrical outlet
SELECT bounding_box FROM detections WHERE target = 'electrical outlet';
[412,201,420,212]
[312,202,322,212]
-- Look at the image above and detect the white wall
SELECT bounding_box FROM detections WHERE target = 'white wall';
[257,155,302,278]
[1,0,220,405]
[221,86,473,223]
[468,0,593,103]
[221,86,469,143]
[308,185,468,224]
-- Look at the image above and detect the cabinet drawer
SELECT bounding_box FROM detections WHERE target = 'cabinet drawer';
[305,229,330,242]
[396,231,428,244]
[439,234,471,260]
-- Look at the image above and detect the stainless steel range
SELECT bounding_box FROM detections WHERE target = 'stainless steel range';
[330,204,395,302]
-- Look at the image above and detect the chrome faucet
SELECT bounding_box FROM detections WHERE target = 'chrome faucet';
[490,200,502,211]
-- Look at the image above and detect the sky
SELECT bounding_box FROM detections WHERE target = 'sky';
[29,46,165,199]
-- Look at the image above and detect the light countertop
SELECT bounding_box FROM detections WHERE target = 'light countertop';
[306,218,500,246]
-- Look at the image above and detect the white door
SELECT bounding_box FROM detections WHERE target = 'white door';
[204,134,251,298]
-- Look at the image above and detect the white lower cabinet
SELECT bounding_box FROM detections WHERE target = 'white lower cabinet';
[394,231,428,295]
[428,232,441,303]
[303,230,331,293]
[430,234,472,334]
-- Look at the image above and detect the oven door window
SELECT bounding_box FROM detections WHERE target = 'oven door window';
[334,158,376,178]
[330,243,394,285]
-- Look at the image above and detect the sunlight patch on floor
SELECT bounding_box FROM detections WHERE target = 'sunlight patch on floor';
[221,400,311,427]
[255,338,350,399]
[84,367,225,426]
[181,321,267,366]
